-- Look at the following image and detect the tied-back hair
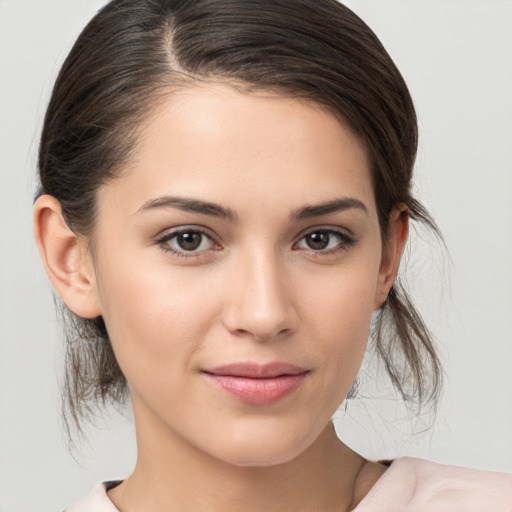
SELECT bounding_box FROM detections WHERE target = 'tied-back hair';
[37,0,442,435]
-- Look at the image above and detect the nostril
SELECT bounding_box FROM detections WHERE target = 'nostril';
[231,324,294,342]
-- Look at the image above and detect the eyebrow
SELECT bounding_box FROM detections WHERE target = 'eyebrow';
[135,195,367,222]
[135,196,238,221]
[291,197,368,221]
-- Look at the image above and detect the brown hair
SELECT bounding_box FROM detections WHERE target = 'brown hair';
[37,0,442,433]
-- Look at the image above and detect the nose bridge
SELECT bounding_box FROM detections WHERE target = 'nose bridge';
[223,243,296,340]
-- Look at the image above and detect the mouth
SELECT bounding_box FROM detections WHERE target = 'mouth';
[202,362,309,405]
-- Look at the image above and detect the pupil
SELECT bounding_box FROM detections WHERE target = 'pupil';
[178,232,202,251]
[307,232,329,250]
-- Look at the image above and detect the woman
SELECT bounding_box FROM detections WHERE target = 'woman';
[32,0,511,510]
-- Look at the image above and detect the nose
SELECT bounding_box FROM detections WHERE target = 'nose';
[222,247,298,341]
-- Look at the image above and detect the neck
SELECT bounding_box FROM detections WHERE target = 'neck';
[109,408,371,512]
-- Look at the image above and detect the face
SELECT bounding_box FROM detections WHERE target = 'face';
[87,83,398,467]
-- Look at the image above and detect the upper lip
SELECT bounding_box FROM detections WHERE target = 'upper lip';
[203,362,309,379]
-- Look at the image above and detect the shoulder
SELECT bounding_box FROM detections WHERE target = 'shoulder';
[64,481,122,512]
[354,457,512,512]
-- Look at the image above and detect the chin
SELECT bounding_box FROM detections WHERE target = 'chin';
[206,420,324,468]
[220,446,306,468]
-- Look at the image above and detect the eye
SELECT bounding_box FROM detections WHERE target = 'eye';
[295,229,354,252]
[157,228,218,256]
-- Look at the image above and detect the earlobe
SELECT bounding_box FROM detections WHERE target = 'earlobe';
[33,195,102,318]
[374,205,409,310]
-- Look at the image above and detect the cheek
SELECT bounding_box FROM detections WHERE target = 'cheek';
[301,256,379,336]
[297,258,380,381]
[315,290,373,364]
[94,256,221,386]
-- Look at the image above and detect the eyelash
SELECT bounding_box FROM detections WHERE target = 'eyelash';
[156,228,219,258]
[155,227,355,258]
[293,228,355,255]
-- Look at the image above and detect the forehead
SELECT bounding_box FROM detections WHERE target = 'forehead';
[102,82,376,220]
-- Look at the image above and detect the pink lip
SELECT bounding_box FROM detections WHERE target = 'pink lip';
[202,362,309,405]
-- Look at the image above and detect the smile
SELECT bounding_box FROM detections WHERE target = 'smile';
[202,362,309,405]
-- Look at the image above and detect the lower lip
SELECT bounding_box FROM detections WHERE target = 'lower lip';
[203,373,307,405]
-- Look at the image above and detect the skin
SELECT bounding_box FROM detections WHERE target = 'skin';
[34,83,407,511]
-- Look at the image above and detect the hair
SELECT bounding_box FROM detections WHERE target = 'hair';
[37,0,442,434]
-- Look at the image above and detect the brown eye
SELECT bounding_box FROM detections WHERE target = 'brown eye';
[296,229,354,253]
[159,229,216,255]
[304,232,331,250]
[176,231,203,251]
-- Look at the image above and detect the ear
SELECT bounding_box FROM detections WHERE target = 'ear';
[373,205,409,310]
[33,194,102,318]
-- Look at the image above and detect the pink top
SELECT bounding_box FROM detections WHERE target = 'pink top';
[65,457,512,511]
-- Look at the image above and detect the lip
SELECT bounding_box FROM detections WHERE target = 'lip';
[202,362,309,405]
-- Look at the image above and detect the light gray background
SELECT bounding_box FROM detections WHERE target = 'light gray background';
[0,1,511,511]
